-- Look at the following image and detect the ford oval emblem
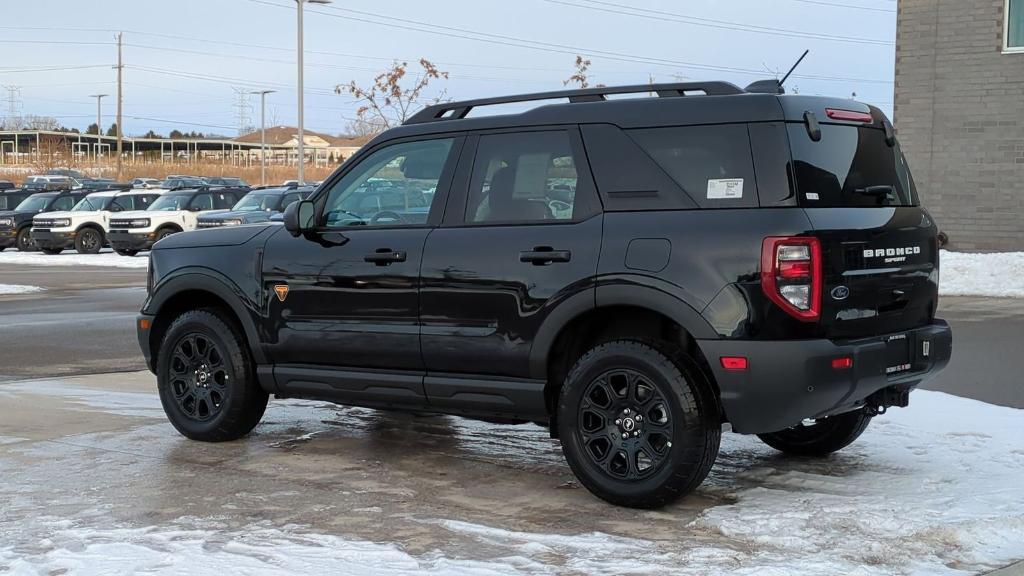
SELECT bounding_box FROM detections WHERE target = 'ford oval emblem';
[831,286,850,300]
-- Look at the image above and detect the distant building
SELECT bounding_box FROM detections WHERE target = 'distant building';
[895,0,1024,251]
[233,126,370,164]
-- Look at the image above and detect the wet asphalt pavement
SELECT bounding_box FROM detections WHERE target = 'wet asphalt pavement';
[0,264,147,382]
[0,263,1022,407]
[1,262,1023,574]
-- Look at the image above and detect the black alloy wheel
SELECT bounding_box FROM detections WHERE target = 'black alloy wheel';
[76,228,102,254]
[167,333,230,422]
[16,227,34,252]
[577,368,674,481]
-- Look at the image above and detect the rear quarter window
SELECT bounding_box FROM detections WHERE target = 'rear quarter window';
[787,123,919,208]
[627,124,759,209]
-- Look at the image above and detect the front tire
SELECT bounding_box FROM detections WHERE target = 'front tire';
[114,248,139,257]
[153,227,177,244]
[156,309,268,442]
[557,340,721,508]
[757,410,872,456]
[75,227,103,254]
[16,227,34,252]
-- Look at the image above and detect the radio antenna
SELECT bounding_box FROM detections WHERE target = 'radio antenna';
[779,49,809,87]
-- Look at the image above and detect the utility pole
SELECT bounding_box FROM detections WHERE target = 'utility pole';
[251,90,275,187]
[115,32,124,179]
[296,0,331,184]
[88,94,107,163]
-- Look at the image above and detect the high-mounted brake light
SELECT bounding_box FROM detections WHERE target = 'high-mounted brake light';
[761,236,822,322]
[825,108,873,123]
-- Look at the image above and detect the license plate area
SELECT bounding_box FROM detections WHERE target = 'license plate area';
[885,333,911,375]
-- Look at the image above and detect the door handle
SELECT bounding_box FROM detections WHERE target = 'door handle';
[364,249,407,265]
[519,247,572,265]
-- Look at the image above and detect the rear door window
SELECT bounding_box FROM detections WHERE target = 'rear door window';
[627,124,758,208]
[787,124,919,207]
[465,130,589,223]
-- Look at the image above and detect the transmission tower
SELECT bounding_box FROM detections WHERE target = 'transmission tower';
[2,85,22,129]
[233,87,254,136]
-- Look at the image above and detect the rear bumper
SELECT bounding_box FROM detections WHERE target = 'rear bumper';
[108,230,154,252]
[698,320,953,434]
[30,229,76,250]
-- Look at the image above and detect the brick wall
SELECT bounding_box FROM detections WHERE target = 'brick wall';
[895,0,1024,251]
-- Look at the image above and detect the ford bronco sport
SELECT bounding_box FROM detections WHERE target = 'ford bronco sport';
[137,82,952,508]
[108,186,247,256]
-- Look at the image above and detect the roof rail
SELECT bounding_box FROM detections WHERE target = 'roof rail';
[404,81,746,125]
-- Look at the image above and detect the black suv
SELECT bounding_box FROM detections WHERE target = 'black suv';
[196,185,313,228]
[137,82,952,508]
[0,190,87,252]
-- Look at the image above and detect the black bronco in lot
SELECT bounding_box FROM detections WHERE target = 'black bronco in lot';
[137,82,952,508]
[0,189,87,252]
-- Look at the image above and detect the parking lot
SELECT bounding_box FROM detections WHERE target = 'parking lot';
[2,260,1023,574]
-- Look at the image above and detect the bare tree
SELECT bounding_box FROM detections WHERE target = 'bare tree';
[564,55,605,89]
[337,59,449,131]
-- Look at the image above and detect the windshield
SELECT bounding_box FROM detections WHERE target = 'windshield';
[788,124,919,208]
[231,193,279,212]
[148,193,191,211]
[72,196,113,211]
[15,195,53,212]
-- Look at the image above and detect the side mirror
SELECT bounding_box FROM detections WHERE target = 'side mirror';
[284,199,315,237]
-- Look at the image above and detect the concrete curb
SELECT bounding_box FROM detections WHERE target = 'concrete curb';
[988,560,1024,576]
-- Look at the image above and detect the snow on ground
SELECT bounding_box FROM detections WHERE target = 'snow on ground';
[940,250,1024,298]
[0,249,147,268]
[0,284,44,295]
[1,390,1022,575]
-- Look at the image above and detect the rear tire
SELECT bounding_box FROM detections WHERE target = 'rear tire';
[757,410,872,456]
[156,309,268,442]
[15,227,34,252]
[557,340,720,508]
[40,247,63,255]
[114,248,139,257]
[75,227,103,254]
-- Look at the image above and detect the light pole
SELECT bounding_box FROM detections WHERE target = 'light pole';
[296,0,331,184]
[251,90,275,186]
[89,94,107,162]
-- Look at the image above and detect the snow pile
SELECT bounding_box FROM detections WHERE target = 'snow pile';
[0,249,148,268]
[940,250,1024,298]
[0,523,521,576]
[0,284,44,295]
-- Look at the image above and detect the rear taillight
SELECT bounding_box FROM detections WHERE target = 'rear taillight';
[761,236,822,322]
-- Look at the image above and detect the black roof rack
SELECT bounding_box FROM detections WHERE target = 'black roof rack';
[404,81,746,125]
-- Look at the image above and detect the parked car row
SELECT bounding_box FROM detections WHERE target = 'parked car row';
[0,183,314,255]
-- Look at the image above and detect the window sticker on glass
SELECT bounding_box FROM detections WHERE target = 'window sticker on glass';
[707,178,743,199]
[806,192,820,200]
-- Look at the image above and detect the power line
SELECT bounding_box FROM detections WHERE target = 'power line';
[0,64,112,73]
[545,0,893,45]
[789,0,896,12]
[247,0,891,85]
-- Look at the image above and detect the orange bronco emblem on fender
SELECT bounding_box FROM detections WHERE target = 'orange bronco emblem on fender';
[273,284,289,302]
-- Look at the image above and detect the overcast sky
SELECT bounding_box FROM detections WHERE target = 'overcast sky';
[1,0,897,137]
